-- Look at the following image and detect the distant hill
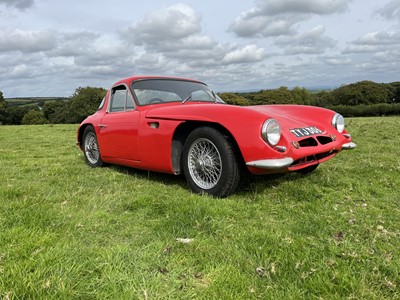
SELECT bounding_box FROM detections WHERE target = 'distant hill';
[5,97,69,107]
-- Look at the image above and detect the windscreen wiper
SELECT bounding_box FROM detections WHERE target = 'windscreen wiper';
[181,94,192,104]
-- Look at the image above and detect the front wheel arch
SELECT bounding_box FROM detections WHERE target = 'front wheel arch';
[171,121,245,175]
[181,126,241,198]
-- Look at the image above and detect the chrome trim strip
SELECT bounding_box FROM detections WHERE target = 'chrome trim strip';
[246,157,294,170]
[342,142,357,150]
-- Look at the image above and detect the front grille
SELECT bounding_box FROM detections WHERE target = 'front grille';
[299,138,318,147]
[317,136,333,145]
[291,150,338,167]
[298,135,333,148]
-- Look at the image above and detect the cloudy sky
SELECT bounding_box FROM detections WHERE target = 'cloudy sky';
[0,0,399,97]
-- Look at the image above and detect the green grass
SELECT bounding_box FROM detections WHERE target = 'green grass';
[0,117,399,299]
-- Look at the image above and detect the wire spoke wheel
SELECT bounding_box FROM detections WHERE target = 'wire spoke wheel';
[84,132,100,164]
[183,126,240,197]
[188,138,222,190]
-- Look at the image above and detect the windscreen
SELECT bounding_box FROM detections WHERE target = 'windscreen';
[131,79,222,105]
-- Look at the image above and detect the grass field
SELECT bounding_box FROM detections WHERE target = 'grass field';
[0,117,399,299]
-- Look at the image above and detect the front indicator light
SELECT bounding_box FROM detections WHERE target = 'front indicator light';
[275,146,287,153]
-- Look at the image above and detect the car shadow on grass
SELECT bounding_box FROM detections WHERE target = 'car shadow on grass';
[235,171,318,199]
[109,165,188,190]
[108,164,314,198]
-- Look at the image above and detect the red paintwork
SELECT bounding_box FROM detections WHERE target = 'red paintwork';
[78,76,354,175]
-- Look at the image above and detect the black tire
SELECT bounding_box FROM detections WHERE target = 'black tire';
[82,126,104,168]
[182,127,240,198]
[296,164,319,174]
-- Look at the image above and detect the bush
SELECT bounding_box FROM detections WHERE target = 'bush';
[21,110,48,125]
[43,101,68,124]
[218,93,250,106]
[66,87,107,123]
[0,90,6,124]
[327,103,400,117]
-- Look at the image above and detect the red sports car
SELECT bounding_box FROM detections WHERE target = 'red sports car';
[77,76,356,197]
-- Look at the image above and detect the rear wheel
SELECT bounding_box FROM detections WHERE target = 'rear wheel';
[182,127,240,198]
[82,126,103,167]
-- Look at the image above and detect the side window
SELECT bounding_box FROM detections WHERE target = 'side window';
[110,85,135,112]
[126,92,135,110]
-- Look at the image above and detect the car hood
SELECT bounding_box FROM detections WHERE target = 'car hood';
[145,103,335,135]
[245,105,335,133]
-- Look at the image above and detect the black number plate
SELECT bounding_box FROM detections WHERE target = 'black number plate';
[290,127,323,138]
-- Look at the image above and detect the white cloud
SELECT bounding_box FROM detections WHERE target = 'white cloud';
[0,0,399,97]
[229,10,306,38]
[375,0,400,22]
[123,4,202,45]
[275,25,337,54]
[0,0,34,10]
[52,32,100,57]
[0,28,56,53]
[256,0,349,15]
[323,56,352,65]
[344,31,400,53]
[222,45,266,64]
[353,31,400,45]
[229,0,349,38]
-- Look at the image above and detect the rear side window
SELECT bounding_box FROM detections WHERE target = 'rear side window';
[110,85,135,112]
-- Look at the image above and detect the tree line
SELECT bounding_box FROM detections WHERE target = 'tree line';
[219,80,400,117]
[1,80,399,125]
[0,87,106,125]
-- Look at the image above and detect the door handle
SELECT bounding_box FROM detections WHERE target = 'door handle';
[98,124,108,129]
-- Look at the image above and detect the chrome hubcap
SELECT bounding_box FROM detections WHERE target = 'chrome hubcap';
[84,132,100,164]
[188,138,222,189]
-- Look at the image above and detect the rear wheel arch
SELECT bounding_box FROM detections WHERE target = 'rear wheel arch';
[78,124,92,150]
[82,125,104,167]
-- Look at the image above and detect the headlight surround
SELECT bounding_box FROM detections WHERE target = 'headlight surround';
[331,113,345,133]
[261,118,281,146]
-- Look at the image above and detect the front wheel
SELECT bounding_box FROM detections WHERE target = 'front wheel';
[82,126,104,168]
[182,127,240,198]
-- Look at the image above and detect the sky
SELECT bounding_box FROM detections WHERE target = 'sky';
[0,0,399,97]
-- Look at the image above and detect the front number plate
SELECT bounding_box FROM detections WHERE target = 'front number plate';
[290,127,322,138]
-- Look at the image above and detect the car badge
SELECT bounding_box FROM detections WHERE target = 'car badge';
[292,141,300,149]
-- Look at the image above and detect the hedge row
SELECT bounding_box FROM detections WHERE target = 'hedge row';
[325,103,400,117]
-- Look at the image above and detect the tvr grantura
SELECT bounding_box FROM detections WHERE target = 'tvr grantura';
[77,76,356,197]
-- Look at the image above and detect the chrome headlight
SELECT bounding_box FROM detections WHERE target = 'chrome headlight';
[332,113,345,133]
[262,119,281,146]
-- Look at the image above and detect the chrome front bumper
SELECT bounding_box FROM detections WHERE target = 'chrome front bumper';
[246,157,294,170]
[247,141,356,170]
[342,142,357,150]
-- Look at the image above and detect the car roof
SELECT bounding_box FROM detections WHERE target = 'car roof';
[112,75,206,87]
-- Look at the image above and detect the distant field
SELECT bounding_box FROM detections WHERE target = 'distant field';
[5,97,68,107]
[0,117,399,299]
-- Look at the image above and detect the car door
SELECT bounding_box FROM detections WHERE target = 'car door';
[97,85,140,161]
